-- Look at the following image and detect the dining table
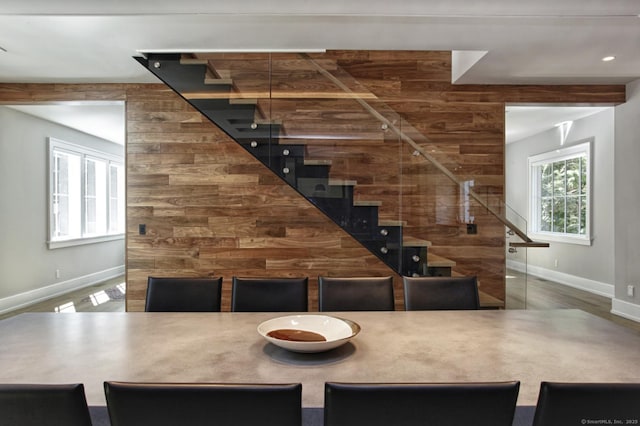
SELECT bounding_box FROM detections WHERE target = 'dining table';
[1,309,640,425]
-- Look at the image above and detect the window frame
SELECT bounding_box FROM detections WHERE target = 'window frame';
[48,137,125,249]
[528,140,592,246]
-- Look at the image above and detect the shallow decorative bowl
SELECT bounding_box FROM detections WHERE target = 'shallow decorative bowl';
[257,314,361,353]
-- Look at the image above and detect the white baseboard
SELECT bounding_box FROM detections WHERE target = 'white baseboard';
[0,265,125,315]
[611,298,640,323]
[507,260,614,298]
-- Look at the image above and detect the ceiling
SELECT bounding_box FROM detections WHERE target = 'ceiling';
[5,102,125,144]
[0,1,636,144]
[0,0,639,85]
[505,106,610,144]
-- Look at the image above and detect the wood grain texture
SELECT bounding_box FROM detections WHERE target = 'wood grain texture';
[0,55,625,311]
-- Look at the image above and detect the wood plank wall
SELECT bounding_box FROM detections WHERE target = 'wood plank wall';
[125,84,398,311]
[0,53,625,311]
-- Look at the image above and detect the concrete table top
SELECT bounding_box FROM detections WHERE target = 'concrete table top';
[1,310,639,407]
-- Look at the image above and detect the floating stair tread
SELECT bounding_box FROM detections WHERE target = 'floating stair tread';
[328,179,357,186]
[427,253,456,267]
[212,69,232,79]
[479,291,504,309]
[304,159,332,166]
[204,77,234,85]
[379,219,407,227]
[354,200,382,207]
[229,98,258,105]
[180,91,377,100]
[182,91,269,100]
[277,137,386,146]
[403,236,432,247]
[254,118,283,125]
[180,58,208,65]
[509,241,550,248]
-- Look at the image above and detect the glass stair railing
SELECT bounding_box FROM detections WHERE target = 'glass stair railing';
[135,51,544,305]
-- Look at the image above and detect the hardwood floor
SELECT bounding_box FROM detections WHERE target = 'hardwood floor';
[2,271,639,334]
[0,276,125,320]
[506,269,640,333]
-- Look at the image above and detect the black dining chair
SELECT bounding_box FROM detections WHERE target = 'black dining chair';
[231,277,308,312]
[403,276,480,310]
[318,276,395,311]
[144,277,222,312]
[532,382,640,426]
[324,381,520,426]
[0,383,93,426]
[104,381,302,426]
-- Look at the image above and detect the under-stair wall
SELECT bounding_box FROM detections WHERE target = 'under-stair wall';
[125,84,401,311]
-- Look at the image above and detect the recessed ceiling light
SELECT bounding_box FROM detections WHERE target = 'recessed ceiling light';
[602,56,616,62]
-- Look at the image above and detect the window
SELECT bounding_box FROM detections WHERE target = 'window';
[528,141,591,245]
[49,138,124,248]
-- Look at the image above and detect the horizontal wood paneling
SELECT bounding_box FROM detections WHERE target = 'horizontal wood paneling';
[125,84,397,311]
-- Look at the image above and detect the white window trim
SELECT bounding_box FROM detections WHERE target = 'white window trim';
[47,137,125,249]
[528,140,592,246]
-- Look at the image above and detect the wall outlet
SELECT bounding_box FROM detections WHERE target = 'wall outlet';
[554,259,559,268]
[55,269,60,279]
[628,285,635,297]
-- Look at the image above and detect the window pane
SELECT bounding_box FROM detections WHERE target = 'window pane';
[580,195,587,235]
[565,196,580,234]
[552,198,565,233]
[84,158,107,235]
[540,165,553,197]
[580,155,587,195]
[553,161,566,197]
[52,150,81,240]
[540,198,553,232]
[565,158,581,195]
[109,163,125,233]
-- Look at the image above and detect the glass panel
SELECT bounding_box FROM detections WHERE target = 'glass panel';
[580,155,587,194]
[553,160,566,197]
[268,54,405,274]
[565,196,580,234]
[52,150,81,240]
[540,198,553,232]
[138,51,536,305]
[565,157,581,195]
[84,158,107,235]
[552,198,565,233]
[540,164,553,197]
[109,163,125,234]
[580,195,587,234]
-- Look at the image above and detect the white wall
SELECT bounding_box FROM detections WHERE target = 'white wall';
[612,79,640,321]
[506,108,615,297]
[0,107,125,313]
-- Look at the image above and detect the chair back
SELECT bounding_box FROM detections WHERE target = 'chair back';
[324,381,520,426]
[0,383,93,426]
[403,276,480,310]
[532,382,640,426]
[145,277,222,312]
[318,276,394,311]
[231,277,308,312]
[104,381,302,426]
